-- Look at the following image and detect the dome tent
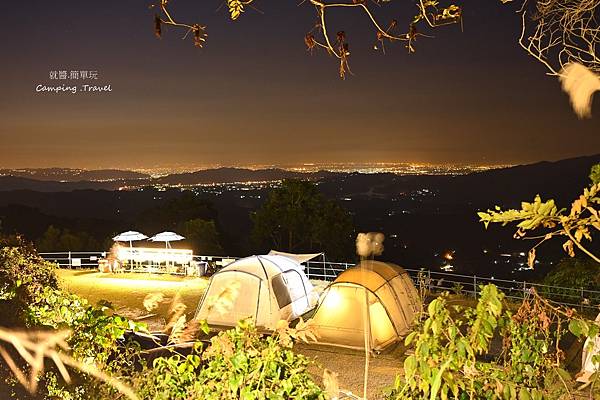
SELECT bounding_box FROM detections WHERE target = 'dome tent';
[195,255,318,330]
[310,261,421,351]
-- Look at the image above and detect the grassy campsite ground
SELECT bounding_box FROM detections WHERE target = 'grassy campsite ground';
[57,269,209,330]
[57,269,409,398]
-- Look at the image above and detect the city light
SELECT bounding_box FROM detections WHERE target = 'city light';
[117,247,193,265]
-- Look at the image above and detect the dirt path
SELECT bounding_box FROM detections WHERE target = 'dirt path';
[296,343,406,399]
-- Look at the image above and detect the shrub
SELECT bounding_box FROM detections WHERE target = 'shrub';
[27,287,144,367]
[12,286,146,400]
[391,284,600,400]
[0,240,326,400]
[540,258,600,306]
[0,239,58,326]
[133,319,325,400]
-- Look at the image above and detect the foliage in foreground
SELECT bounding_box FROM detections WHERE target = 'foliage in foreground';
[478,164,600,266]
[28,287,144,368]
[390,284,600,400]
[132,319,325,400]
[0,237,58,326]
[0,240,326,399]
[0,240,144,399]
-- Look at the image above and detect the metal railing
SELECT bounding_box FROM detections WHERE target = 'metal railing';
[39,252,239,270]
[305,260,353,281]
[39,251,106,268]
[403,269,600,313]
[305,263,600,312]
[38,251,600,312]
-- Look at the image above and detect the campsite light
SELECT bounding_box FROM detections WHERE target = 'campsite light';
[116,247,193,265]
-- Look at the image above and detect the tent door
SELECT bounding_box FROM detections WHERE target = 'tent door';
[202,272,263,327]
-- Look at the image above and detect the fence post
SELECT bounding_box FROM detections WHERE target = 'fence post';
[581,287,585,313]
[68,251,72,269]
[473,276,477,298]
[427,270,431,293]
[523,281,527,299]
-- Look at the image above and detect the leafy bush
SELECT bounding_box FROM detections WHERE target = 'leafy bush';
[0,240,144,400]
[0,240,326,400]
[390,284,600,400]
[540,258,600,306]
[0,239,58,326]
[0,237,144,369]
[5,285,147,400]
[591,164,600,185]
[27,287,144,367]
[133,319,325,400]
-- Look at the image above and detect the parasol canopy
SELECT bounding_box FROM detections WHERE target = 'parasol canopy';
[113,231,149,243]
[148,231,185,248]
[112,231,149,266]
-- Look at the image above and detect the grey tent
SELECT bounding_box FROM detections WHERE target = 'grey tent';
[195,255,319,330]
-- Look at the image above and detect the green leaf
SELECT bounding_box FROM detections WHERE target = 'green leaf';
[430,358,452,400]
[404,355,417,378]
[569,319,584,337]
[405,331,417,346]
[554,368,571,382]
[228,374,242,392]
[428,299,440,317]
[518,388,531,400]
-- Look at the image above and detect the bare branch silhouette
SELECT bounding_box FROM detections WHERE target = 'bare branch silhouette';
[0,328,138,400]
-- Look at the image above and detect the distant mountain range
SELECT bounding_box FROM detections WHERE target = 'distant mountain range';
[0,168,149,182]
[0,154,598,278]
[0,167,344,192]
[154,167,341,185]
[0,155,598,195]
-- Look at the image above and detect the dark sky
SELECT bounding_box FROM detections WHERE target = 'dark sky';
[0,0,598,169]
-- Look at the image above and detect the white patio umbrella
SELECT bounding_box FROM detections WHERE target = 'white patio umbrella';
[113,231,149,267]
[113,231,149,247]
[148,231,185,249]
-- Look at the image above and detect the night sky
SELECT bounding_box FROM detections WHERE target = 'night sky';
[1,0,598,169]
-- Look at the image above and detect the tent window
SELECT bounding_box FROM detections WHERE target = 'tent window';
[283,270,306,303]
[272,274,292,309]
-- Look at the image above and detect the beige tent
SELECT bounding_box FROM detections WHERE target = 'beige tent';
[195,255,319,330]
[310,261,421,351]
